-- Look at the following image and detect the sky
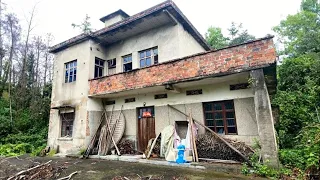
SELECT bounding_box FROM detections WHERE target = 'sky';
[5,0,301,46]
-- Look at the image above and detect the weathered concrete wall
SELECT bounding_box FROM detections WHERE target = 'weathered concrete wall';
[251,69,279,167]
[89,38,276,96]
[48,41,92,154]
[101,22,205,75]
[104,14,126,27]
[101,74,258,146]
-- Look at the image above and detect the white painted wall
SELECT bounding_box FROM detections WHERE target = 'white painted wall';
[48,19,209,153]
[104,14,126,27]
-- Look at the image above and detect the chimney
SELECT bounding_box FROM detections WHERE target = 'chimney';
[99,9,129,27]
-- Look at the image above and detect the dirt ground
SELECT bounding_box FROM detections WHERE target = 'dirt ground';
[0,155,264,180]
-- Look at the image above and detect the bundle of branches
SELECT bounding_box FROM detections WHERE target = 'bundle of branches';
[152,136,161,156]
[7,160,69,180]
[196,133,254,162]
[118,139,135,155]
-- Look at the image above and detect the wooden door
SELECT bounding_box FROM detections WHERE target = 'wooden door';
[138,107,155,152]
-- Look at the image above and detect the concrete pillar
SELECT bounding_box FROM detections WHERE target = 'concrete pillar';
[250,69,279,168]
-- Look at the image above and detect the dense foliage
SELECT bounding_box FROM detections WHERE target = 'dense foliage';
[0,2,53,156]
[205,22,255,49]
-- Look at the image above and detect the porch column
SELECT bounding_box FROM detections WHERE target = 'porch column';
[250,69,279,168]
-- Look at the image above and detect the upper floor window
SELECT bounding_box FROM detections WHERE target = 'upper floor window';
[123,54,132,72]
[203,100,237,135]
[65,60,77,83]
[107,58,116,75]
[94,57,105,78]
[139,47,158,68]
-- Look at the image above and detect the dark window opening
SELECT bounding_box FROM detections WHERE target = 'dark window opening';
[123,54,132,72]
[230,83,249,90]
[186,89,202,96]
[203,100,237,135]
[155,94,167,99]
[105,100,115,105]
[107,58,116,75]
[64,60,77,83]
[94,57,105,78]
[61,112,75,137]
[125,98,135,103]
[139,47,158,68]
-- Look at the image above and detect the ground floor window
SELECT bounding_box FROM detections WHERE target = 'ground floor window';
[60,112,75,137]
[203,100,237,135]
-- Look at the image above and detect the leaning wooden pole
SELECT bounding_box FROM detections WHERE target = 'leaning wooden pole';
[189,112,199,162]
[167,104,250,164]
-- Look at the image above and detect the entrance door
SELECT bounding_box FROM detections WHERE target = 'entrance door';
[138,106,155,152]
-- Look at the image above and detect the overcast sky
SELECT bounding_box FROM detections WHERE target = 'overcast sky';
[5,0,301,45]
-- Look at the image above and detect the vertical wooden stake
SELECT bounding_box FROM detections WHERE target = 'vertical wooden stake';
[189,112,199,162]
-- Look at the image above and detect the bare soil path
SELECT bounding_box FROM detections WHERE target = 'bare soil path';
[0,155,264,180]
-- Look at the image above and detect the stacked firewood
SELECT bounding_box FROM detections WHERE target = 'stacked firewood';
[118,139,135,155]
[196,133,254,162]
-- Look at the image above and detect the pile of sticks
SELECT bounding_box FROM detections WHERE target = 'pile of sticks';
[167,104,253,164]
[7,160,76,180]
[196,133,254,162]
[118,139,135,155]
[83,105,123,158]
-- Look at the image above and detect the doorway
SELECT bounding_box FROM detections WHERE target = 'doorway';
[137,106,155,152]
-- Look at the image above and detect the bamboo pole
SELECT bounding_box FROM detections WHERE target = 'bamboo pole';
[167,104,250,164]
[189,112,199,162]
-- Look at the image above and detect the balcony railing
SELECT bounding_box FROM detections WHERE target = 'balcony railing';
[89,37,276,96]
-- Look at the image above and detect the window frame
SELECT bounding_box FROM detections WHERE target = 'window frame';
[64,60,77,83]
[94,57,105,78]
[139,47,158,68]
[60,112,75,137]
[107,58,116,75]
[122,54,132,72]
[203,100,237,135]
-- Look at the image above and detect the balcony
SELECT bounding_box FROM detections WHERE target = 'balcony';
[89,37,276,97]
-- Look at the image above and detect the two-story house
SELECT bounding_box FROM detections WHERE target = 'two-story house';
[48,1,278,166]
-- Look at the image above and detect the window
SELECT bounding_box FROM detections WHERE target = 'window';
[107,58,116,75]
[186,89,202,96]
[230,83,249,90]
[139,47,158,68]
[203,100,237,135]
[65,60,77,83]
[155,93,167,99]
[94,57,105,78]
[60,112,74,137]
[123,54,132,72]
[125,98,135,103]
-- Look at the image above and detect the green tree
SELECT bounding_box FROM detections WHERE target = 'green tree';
[228,22,255,46]
[205,26,229,49]
[274,53,320,148]
[273,0,320,55]
[71,14,92,34]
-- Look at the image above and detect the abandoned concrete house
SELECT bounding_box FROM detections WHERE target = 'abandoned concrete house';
[48,1,278,165]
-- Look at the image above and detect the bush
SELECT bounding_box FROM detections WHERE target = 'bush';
[0,143,34,157]
[279,149,305,169]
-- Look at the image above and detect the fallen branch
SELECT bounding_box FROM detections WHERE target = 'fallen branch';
[57,171,78,180]
[7,160,52,180]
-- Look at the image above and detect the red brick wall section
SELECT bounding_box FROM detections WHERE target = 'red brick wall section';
[89,38,276,96]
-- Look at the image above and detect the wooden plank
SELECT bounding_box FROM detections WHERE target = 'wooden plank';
[167,104,250,164]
